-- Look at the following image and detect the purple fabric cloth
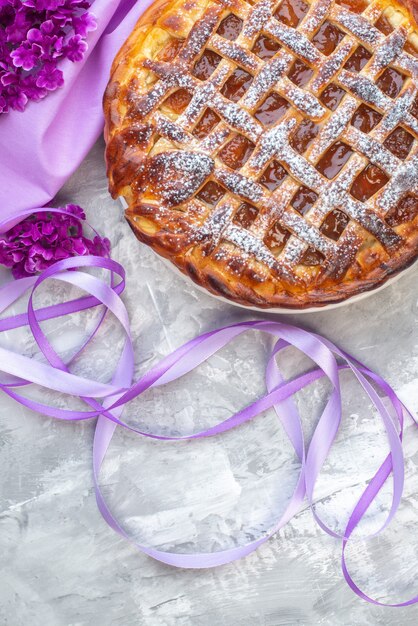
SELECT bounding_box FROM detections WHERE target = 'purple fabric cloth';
[0,0,152,229]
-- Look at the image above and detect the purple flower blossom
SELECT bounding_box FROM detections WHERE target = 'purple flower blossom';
[0,205,111,279]
[64,33,86,62]
[0,94,8,112]
[5,10,31,45]
[1,71,17,86]
[7,84,28,110]
[24,0,65,11]
[11,42,39,70]
[0,0,96,115]
[72,11,95,37]
[26,27,43,44]
[36,61,63,89]
[20,74,47,100]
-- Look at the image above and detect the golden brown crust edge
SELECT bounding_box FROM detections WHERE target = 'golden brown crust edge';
[104,0,418,309]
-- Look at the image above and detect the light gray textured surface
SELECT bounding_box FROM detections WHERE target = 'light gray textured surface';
[1,139,418,626]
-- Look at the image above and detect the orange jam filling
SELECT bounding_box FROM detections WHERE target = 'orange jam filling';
[344,45,372,72]
[288,59,314,87]
[311,21,344,56]
[217,14,243,40]
[376,67,405,98]
[264,221,291,253]
[351,164,389,202]
[221,68,253,102]
[383,127,413,160]
[290,119,320,153]
[158,38,184,62]
[197,181,225,206]
[386,195,418,226]
[192,50,221,80]
[218,135,255,169]
[163,89,191,114]
[336,0,367,12]
[193,109,220,138]
[301,248,325,265]
[254,92,289,125]
[320,84,346,110]
[320,209,349,241]
[375,14,394,35]
[316,142,353,179]
[275,0,309,28]
[259,161,287,190]
[233,202,258,228]
[252,35,281,59]
[292,186,318,214]
[351,104,382,133]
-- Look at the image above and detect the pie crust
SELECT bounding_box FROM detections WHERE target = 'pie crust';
[104,0,418,309]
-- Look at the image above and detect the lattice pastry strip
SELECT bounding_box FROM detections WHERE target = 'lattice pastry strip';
[150,0,414,260]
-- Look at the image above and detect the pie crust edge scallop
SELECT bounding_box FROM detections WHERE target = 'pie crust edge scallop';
[104,0,418,309]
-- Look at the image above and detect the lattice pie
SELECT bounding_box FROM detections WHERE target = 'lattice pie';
[104,0,418,308]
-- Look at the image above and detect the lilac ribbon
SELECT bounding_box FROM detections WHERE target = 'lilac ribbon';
[0,208,417,606]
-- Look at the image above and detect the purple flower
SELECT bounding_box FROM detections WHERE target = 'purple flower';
[10,42,39,70]
[72,11,95,37]
[1,0,96,115]
[24,0,64,10]
[66,203,86,219]
[40,20,55,35]
[0,94,8,112]
[1,71,17,86]
[64,33,86,62]
[7,84,28,110]
[20,73,47,100]
[5,9,31,45]
[26,27,43,44]
[36,61,63,90]
[0,205,111,279]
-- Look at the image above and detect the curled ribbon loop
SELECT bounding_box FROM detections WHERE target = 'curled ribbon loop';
[0,208,417,606]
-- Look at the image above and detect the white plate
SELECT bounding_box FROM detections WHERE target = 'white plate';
[119,198,417,314]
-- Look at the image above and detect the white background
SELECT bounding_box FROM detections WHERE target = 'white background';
[1,139,418,625]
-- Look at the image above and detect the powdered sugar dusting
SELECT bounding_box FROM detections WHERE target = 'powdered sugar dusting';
[281,210,336,254]
[309,98,357,163]
[332,7,380,46]
[369,28,407,75]
[378,86,417,135]
[339,70,389,110]
[250,120,295,170]
[243,56,289,108]
[211,35,259,72]
[242,0,274,39]
[212,95,262,141]
[346,196,401,248]
[311,42,354,91]
[266,20,321,64]
[154,112,191,144]
[343,126,399,175]
[378,156,418,213]
[282,79,325,119]
[223,224,278,267]
[215,168,263,204]
[302,0,332,33]
[150,151,214,207]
